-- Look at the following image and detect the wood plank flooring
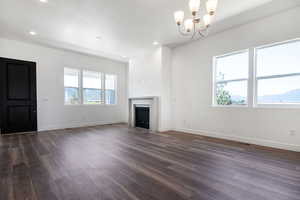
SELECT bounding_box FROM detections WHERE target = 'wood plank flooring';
[0,124,300,200]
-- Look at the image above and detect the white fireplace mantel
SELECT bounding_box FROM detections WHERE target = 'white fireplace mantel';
[128,96,159,131]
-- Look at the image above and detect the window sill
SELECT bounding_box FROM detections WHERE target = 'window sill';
[211,104,249,108]
[254,104,300,109]
[64,104,118,106]
[64,104,81,106]
[210,104,300,109]
[82,104,118,106]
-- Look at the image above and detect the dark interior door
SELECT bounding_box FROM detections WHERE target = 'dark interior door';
[135,107,150,129]
[0,57,37,134]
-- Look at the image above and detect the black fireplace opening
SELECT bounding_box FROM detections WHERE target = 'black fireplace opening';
[135,106,150,129]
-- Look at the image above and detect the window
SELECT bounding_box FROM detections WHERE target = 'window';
[83,71,102,104]
[255,39,300,105]
[64,68,118,105]
[105,74,117,105]
[64,68,80,105]
[213,50,249,106]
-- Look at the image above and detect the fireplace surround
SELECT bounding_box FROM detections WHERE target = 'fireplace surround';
[128,96,159,131]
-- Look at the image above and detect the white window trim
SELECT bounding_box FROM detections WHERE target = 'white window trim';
[212,49,250,107]
[82,70,103,105]
[104,73,118,105]
[212,38,300,109]
[64,68,118,106]
[253,38,300,108]
[64,67,81,106]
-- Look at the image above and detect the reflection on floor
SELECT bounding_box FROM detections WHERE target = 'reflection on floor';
[0,124,299,200]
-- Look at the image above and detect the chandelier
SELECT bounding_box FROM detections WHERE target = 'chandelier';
[174,0,218,39]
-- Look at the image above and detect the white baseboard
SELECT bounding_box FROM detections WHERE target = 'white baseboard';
[174,128,300,152]
[158,127,172,132]
[38,121,126,132]
[38,122,300,152]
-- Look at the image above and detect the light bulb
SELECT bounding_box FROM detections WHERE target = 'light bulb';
[184,19,194,32]
[29,31,37,35]
[174,11,184,25]
[203,14,211,27]
[206,0,218,15]
[189,0,201,15]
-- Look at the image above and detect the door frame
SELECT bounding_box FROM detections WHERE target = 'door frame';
[0,57,37,134]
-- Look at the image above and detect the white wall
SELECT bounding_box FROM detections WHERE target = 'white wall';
[128,48,162,97]
[171,7,300,151]
[160,47,172,131]
[128,47,172,131]
[0,38,128,131]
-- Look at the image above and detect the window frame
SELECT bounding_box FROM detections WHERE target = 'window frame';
[104,73,118,105]
[64,67,81,106]
[253,38,300,108]
[63,67,118,106]
[212,49,250,108]
[82,70,103,105]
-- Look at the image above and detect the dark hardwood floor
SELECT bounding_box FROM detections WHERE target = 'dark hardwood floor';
[0,124,300,200]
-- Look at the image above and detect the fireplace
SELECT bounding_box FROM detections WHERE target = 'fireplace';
[135,106,150,129]
[128,96,159,131]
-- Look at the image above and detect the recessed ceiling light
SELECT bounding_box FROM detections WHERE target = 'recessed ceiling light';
[153,41,159,45]
[122,56,127,58]
[40,0,48,3]
[29,31,37,36]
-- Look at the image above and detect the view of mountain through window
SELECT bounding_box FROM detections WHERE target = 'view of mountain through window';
[64,68,80,105]
[214,51,249,105]
[64,68,117,105]
[256,39,300,104]
[105,74,117,105]
[83,71,102,104]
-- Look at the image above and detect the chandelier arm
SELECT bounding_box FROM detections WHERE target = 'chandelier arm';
[202,28,210,37]
[191,22,197,40]
[198,29,206,37]
[174,0,217,39]
[178,26,190,36]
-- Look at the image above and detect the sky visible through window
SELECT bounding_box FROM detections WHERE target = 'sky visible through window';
[216,52,248,81]
[105,74,116,104]
[64,68,117,105]
[256,41,300,96]
[105,74,116,90]
[83,71,102,104]
[215,40,300,105]
[216,51,248,105]
[64,68,79,88]
[64,68,80,104]
[83,71,101,89]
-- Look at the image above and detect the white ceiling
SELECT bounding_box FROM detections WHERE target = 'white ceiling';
[0,0,299,62]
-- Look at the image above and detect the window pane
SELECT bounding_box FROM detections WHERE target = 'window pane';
[105,74,116,104]
[83,88,102,104]
[256,40,300,77]
[83,71,101,89]
[216,81,247,105]
[83,71,102,104]
[64,68,79,87]
[216,51,248,81]
[257,76,300,104]
[105,74,116,90]
[64,87,79,104]
[105,90,116,105]
[64,68,79,105]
